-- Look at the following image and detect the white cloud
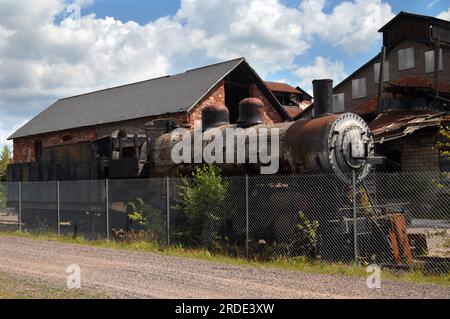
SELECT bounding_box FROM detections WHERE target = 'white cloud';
[0,0,394,147]
[437,8,450,21]
[428,0,440,9]
[294,57,347,93]
[298,0,394,54]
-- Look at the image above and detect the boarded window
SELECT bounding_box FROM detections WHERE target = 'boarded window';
[332,93,345,113]
[425,49,444,73]
[352,78,367,99]
[374,61,390,83]
[398,47,415,71]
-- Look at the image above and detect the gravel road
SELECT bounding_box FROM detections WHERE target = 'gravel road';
[0,235,448,299]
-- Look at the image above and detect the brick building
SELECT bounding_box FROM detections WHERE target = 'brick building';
[9,58,290,164]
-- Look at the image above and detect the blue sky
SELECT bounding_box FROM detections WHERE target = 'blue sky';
[0,0,449,147]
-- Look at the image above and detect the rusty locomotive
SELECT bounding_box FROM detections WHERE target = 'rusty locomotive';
[6,80,381,260]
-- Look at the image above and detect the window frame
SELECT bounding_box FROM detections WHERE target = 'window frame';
[332,93,345,112]
[398,47,415,71]
[424,49,444,74]
[374,61,390,83]
[352,77,367,100]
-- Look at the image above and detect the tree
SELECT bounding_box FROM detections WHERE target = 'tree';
[436,124,450,159]
[0,145,12,182]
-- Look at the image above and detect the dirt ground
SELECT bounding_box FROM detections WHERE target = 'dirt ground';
[0,235,448,299]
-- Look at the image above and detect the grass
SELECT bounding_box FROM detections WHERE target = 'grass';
[1,231,449,287]
[0,272,106,299]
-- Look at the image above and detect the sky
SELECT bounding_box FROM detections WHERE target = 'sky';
[0,0,449,148]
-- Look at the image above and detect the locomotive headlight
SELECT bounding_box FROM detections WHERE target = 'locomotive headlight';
[328,113,374,182]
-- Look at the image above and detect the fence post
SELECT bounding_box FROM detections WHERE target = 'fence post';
[166,176,170,247]
[352,171,358,264]
[18,182,22,233]
[105,179,110,241]
[57,180,60,236]
[245,175,249,259]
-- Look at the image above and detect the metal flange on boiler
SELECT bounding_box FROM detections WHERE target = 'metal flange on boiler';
[328,113,374,183]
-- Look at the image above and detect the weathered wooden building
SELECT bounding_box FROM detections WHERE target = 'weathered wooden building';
[333,12,450,172]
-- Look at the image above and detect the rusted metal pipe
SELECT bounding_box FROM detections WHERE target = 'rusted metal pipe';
[434,36,441,98]
[312,79,333,117]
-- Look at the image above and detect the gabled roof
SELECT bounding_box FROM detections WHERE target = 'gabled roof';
[333,53,380,91]
[379,11,450,33]
[10,58,261,140]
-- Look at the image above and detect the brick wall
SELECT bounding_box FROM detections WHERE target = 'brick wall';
[379,130,440,171]
[13,127,97,163]
[13,113,188,164]
[188,80,226,126]
[401,132,440,171]
[188,81,284,126]
[249,84,284,124]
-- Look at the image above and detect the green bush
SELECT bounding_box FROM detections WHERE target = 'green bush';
[295,211,319,257]
[0,146,11,183]
[126,197,165,242]
[176,164,229,248]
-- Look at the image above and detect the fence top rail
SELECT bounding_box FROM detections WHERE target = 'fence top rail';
[3,170,449,185]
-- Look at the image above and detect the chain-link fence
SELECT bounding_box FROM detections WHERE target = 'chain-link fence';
[0,171,449,275]
[0,182,19,232]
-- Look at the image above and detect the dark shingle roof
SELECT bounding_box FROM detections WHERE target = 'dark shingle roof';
[9,58,245,139]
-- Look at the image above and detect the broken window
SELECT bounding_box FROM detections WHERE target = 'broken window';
[398,47,415,71]
[374,61,390,83]
[352,78,367,99]
[425,49,443,73]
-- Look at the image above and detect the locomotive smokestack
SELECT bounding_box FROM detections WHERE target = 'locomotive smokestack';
[312,79,333,117]
[237,98,265,127]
